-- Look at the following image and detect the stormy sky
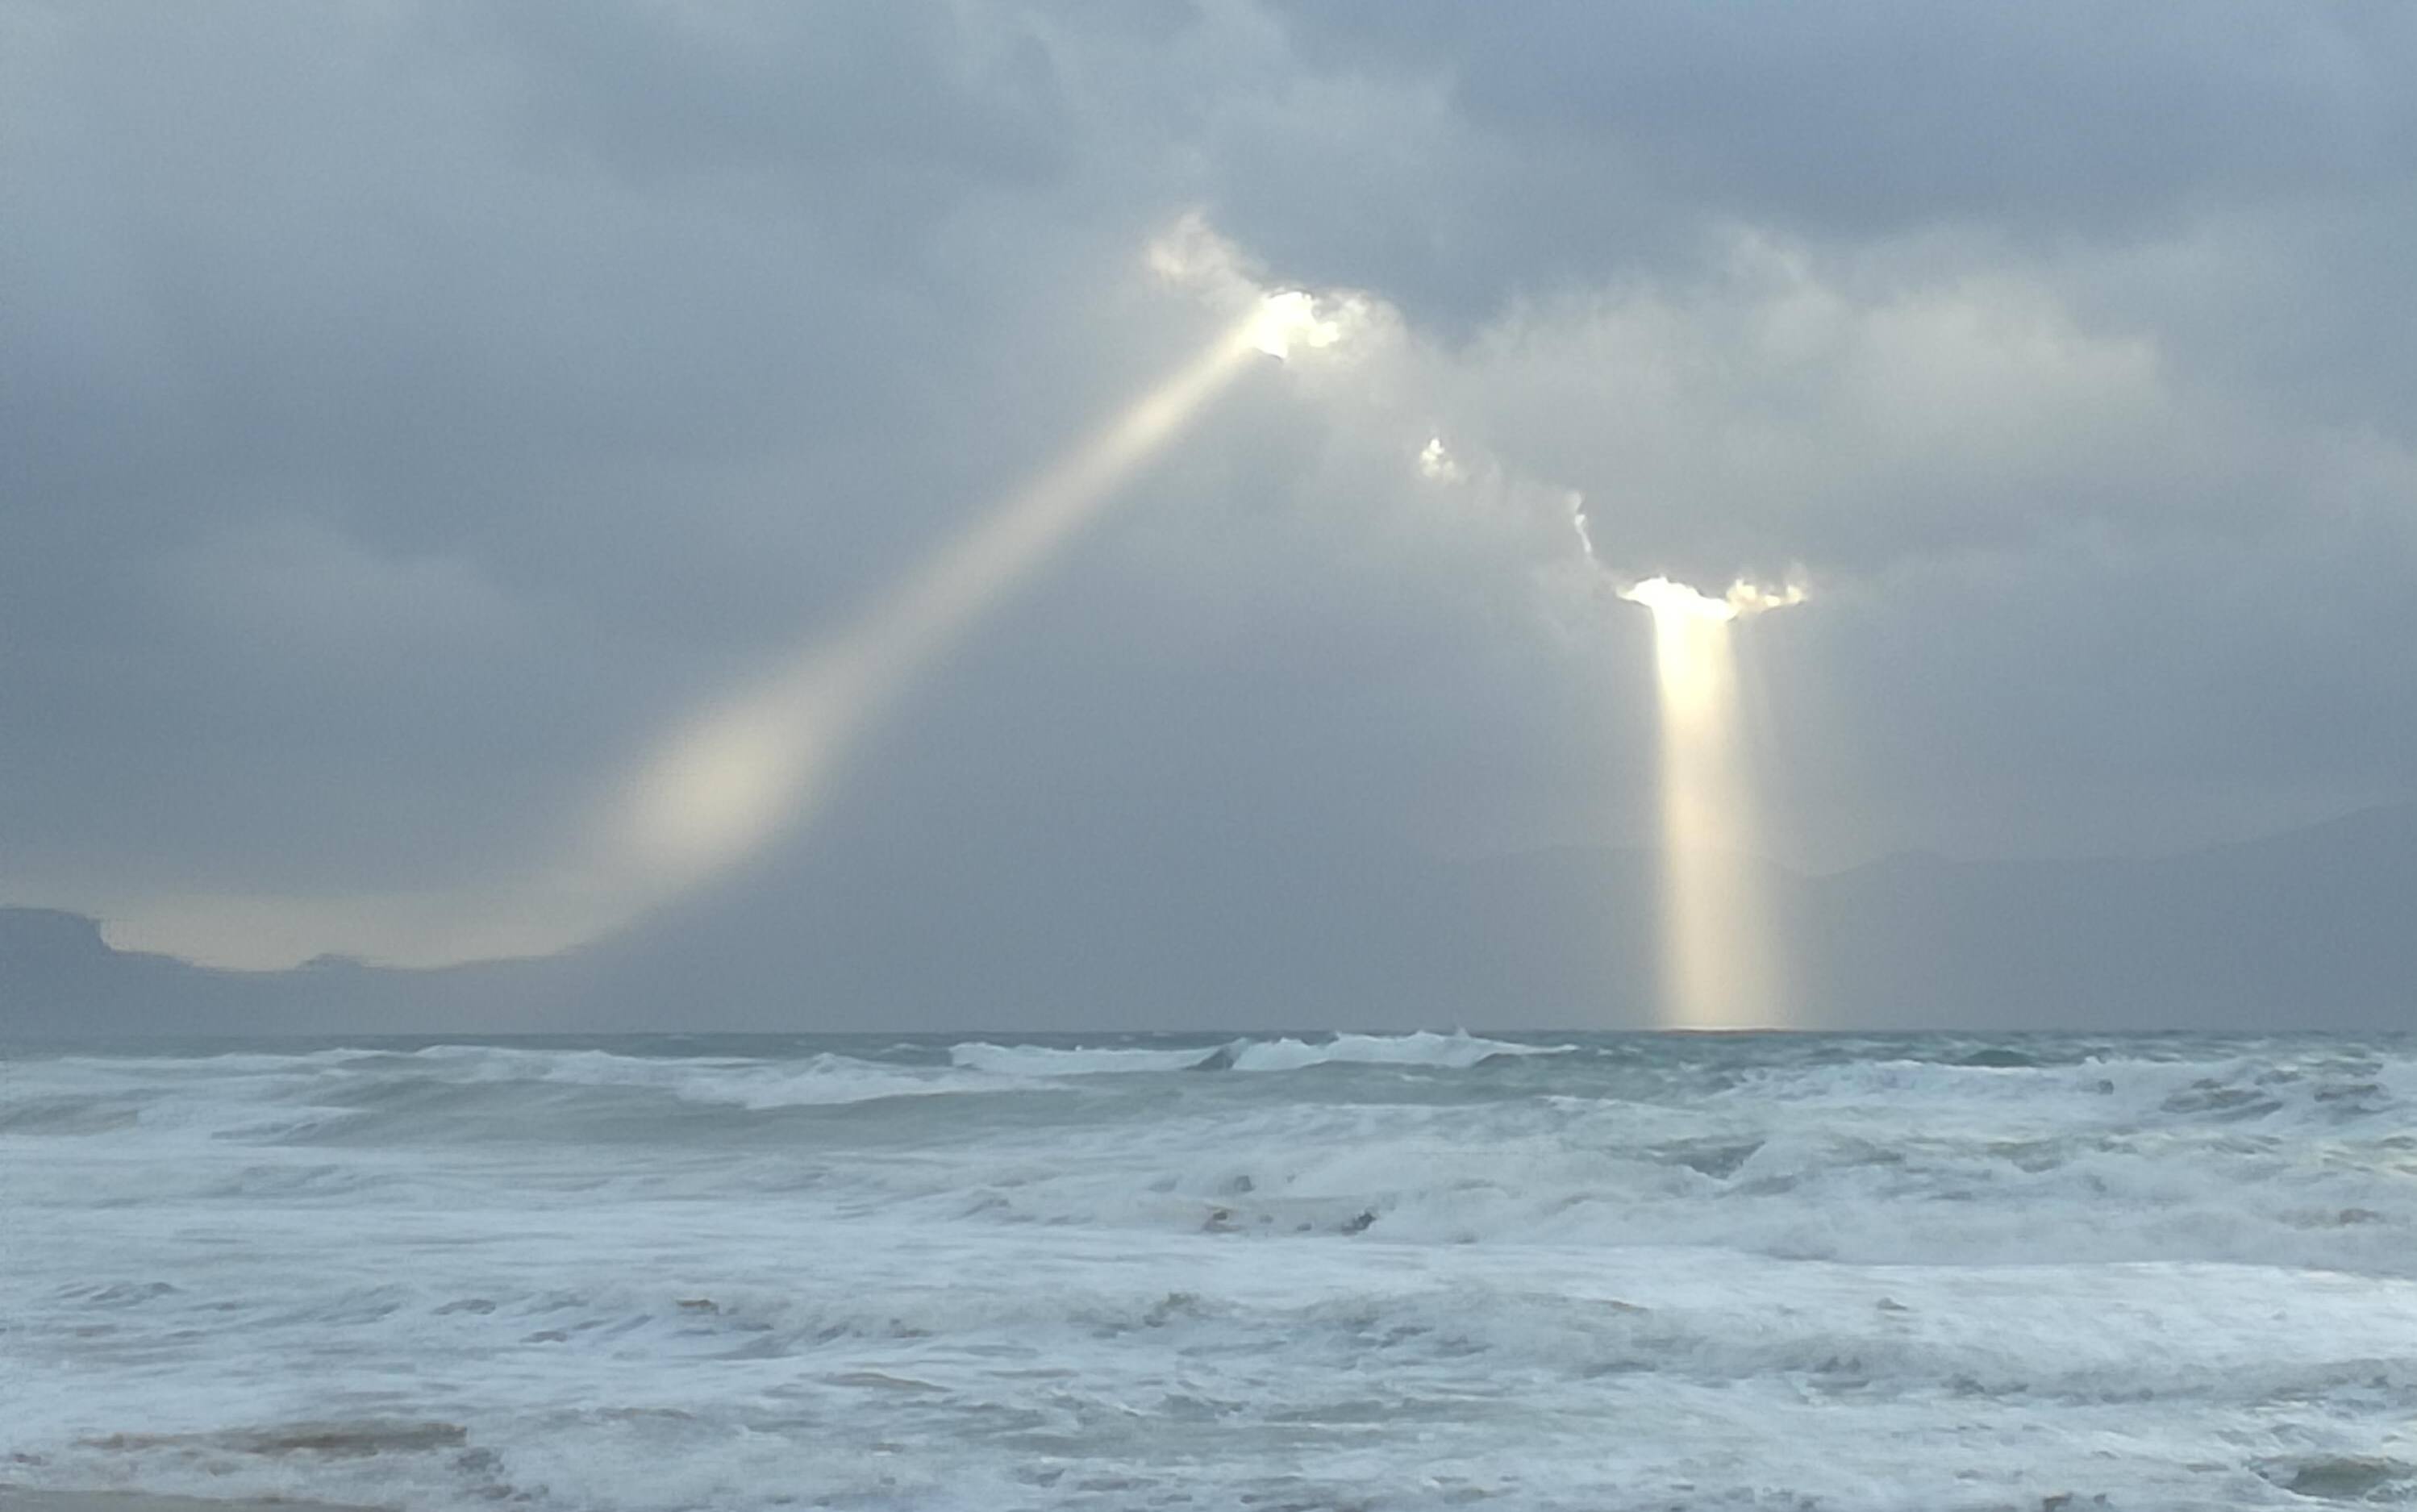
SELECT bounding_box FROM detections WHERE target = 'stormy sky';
[6,2,2415,981]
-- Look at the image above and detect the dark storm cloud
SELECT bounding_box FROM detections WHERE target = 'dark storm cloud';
[2,1,1155,908]
[1273,3,2417,302]
[3,1,2411,1005]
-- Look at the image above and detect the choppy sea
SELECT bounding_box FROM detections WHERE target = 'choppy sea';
[3,1031,2414,1511]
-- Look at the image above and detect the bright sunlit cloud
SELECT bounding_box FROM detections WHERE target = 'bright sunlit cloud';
[1148,212,1378,364]
[1723,579,1810,617]
[1249,290,1341,361]
[1619,575,1808,623]
[1416,435,1465,481]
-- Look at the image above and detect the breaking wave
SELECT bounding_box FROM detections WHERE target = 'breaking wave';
[948,1029,1561,1077]
[7,1030,2415,1511]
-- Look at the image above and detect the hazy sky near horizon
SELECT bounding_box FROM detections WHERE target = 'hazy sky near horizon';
[6,2,2415,970]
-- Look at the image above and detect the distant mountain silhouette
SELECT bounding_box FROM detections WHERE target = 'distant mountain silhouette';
[1785,802,2417,1030]
[6,805,2411,1035]
[0,907,552,1039]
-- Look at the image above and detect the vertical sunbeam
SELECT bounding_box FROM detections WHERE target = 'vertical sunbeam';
[1622,577,1799,1028]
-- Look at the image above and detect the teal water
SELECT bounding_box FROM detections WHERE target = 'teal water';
[4,1030,2414,1509]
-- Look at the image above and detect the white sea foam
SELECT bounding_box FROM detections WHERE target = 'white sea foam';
[947,1030,1563,1077]
[1223,1029,1564,1071]
[5,1032,2413,1511]
[947,1040,1225,1076]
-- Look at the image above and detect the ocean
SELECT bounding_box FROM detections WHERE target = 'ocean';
[2,1031,2413,1511]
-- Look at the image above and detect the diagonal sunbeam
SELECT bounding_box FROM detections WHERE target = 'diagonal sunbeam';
[608,294,1340,910]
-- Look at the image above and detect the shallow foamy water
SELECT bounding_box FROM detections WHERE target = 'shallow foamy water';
[4,1031,2415,1510]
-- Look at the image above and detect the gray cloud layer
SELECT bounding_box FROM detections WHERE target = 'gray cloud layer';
[5,3,2412,995]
